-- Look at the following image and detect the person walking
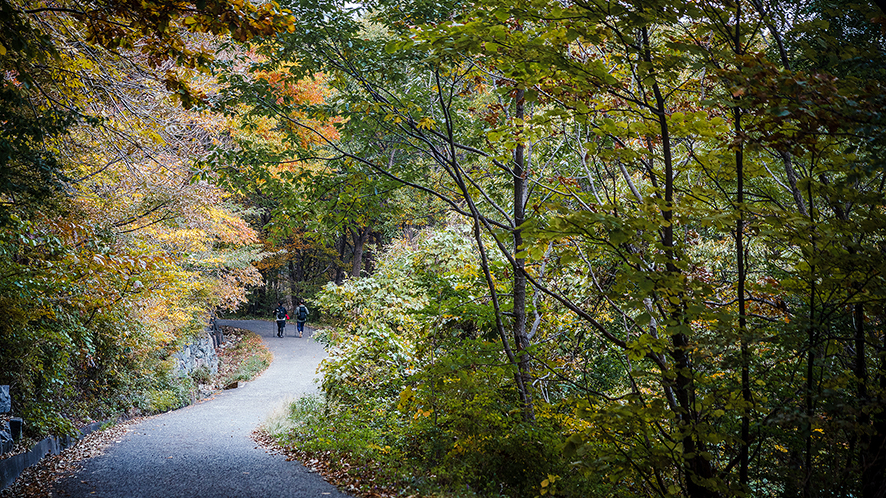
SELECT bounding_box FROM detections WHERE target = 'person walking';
[294,300,309,338]
[274,302,287,337]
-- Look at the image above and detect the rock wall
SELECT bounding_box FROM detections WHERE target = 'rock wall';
[171,332,219,378]
[1,386,14,455]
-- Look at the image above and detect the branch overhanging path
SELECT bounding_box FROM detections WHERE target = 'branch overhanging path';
[52,320,350,498]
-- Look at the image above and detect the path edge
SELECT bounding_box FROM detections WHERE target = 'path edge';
[0,419,110,490]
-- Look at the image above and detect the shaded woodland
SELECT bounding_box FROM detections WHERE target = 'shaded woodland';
[3,0,886,496]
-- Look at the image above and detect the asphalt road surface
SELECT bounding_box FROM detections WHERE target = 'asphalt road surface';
[52,319,350,498]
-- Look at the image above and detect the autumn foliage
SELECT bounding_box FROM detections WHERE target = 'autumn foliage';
[0,0,275,435]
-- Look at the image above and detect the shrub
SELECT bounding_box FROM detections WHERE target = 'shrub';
[144,389,185,413]
[191,364,212,385]
[271,224,617,496]
[219,329,272,385]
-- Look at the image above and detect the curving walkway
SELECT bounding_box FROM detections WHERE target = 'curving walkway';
[53,320,349,498]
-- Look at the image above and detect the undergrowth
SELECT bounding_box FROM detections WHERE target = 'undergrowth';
[267,390,611,498]
[217,327,273,386]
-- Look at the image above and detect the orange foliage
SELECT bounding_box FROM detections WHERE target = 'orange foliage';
[252,69,343,150]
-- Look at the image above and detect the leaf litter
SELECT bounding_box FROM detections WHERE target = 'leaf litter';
[251,429,418,498]
[1,417,142,498]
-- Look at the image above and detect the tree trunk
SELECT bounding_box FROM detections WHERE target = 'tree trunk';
[734,102,752,490]
[863,327,886,498]
[513,86,534,423]
[294,250,305,284]
[644,24,716,497]
[350,226,371,278]
[288,259,299,305]
[803,181,818,498]
[335,233,347,285]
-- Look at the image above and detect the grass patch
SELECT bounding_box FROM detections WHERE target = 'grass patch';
[217,326,273,386]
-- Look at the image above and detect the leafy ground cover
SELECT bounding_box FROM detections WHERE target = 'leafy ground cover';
[216,326,274,386]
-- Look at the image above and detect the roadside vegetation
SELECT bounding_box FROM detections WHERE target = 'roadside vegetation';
[217,327,274,387]
[266,224,613,497]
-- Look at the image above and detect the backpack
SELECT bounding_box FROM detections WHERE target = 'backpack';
[276,308,286,320]
[297,305,308,322]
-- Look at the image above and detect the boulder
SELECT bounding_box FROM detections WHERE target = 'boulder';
[0,420,12,454]
[0,385,10,413]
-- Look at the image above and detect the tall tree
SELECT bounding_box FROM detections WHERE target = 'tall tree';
[216,0,886,494]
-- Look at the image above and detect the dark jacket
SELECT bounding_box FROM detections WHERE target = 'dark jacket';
[295,304,309,323]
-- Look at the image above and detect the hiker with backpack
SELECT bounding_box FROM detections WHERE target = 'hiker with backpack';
[274,302,287,337]
[295,301,309,338]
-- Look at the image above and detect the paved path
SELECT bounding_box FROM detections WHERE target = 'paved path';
[53,320,349,498]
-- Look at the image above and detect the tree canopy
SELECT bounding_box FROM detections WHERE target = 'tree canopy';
[0,0,284,434]
[222,0,886,496]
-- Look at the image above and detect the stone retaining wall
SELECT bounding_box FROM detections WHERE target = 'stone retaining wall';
[171,331,220,378]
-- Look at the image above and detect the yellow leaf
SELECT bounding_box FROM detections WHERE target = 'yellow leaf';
[0,42,6,56]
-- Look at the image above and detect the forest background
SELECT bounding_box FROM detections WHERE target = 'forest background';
[2,0,886,497]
